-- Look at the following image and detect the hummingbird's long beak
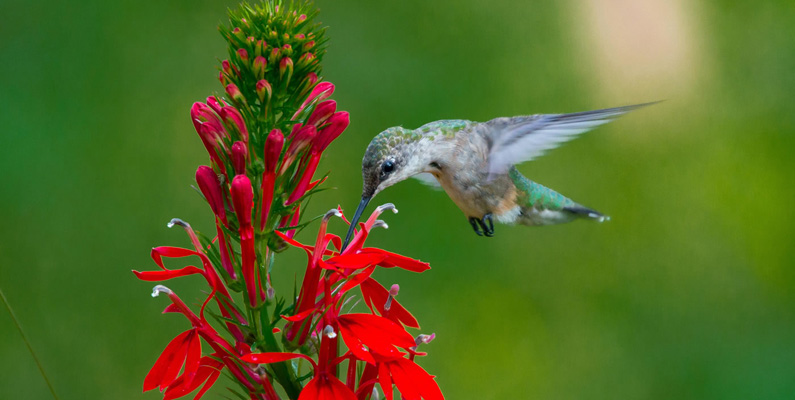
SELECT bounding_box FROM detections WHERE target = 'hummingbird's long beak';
[341,195,371,252]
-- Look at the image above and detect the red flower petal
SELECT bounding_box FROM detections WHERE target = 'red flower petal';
[359,248,430,272]
[144,330,193,392]
[241,352,316,368]
[299,375,356,400]
[361,278,419,329]
[387,358,443,400]
[132,266,204,282]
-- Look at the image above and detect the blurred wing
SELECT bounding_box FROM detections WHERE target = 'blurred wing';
[486,103,654,177]
[412,172,443,190]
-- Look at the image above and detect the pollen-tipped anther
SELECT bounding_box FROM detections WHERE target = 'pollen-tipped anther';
[371,220,389,230]
[167,218,190,229]
[415,333,436,346]
[151,285,173,297]
[323,325,337,339]
[376,203,398,214]
[323,208,343,222]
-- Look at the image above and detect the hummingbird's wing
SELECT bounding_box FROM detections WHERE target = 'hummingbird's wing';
[484,103,654,177]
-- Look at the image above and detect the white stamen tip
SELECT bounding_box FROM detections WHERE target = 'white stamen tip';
[323,325,337,339]
[372,220,389,230]
[376,203,398,214]
[151,285,172,297]
[415,333,436,346]
[323,209,342,221]
[167,218,189,229]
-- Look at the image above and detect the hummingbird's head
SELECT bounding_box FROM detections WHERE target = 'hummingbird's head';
[360,126,420,199]
[342,127,422,250]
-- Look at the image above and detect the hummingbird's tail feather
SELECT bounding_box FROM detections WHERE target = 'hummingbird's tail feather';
[563,205,611,223]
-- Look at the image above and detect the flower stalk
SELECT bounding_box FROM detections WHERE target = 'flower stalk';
[134,2,442,399]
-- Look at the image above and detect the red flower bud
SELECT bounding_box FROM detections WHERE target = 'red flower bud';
[252,56,267,79]
[279,57,293,84]
[236,48,249,66]
[231,141,247,175]
[312,111,349,153]
[296,52,315,69]
[306,100,336,127]
[263,129,284,173]
[286,125,316,156]
[225,83,245,104]
[218,106,248,142]
[205,96,226,114]
[256,80,272,104]
[195,166,227,225]
[286,151,321,205]
[302,40,315,52]
[231,175,253,229]
[256,39,267,57]
[295,33,305,40]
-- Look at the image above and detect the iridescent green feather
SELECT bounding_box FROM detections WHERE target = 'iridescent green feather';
[509,167,576,211]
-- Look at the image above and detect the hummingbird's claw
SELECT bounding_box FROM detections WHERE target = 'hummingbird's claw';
[468,217,483,236]
[481,214,494,237]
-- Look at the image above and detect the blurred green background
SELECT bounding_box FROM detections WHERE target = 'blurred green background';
[2,0,793,399]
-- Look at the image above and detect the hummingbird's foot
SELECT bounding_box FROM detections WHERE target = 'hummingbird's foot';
[481,214,494,237]
[468,217,483,236]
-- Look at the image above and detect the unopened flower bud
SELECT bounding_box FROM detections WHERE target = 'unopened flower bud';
[231,141,247,175]
[225,83,246,105]
[302,40,315,52]
[297,14,307,23]
[237,48,249,66]
[256,79,272,104]
[231,174,254,227]
[295,33,305,40]
[279,57,294,86]
[297,52,315,69]
[195,165,227,225]
[219,106,248,142]
[252,56,267,79]
[270,47,280,62]
[256,40,267,57]
[281,44,293,57]
[263,129,283,173]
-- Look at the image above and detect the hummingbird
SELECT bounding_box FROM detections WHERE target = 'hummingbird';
[341,103,654,248]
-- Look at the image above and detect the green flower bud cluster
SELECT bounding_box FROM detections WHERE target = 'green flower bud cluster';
[219,1,326,149]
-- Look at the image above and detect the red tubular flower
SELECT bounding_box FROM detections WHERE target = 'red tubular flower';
[231,174,260,307]
[191,102,228,168]
[312,111,350,153]
[219,106,249,142]
[195,166,227,225]
[284,209,341,346]
[298,81,334,112]
[260,129,283,231]
[306,100,336,127]
[231,141,248,175]
[286,150,320,205]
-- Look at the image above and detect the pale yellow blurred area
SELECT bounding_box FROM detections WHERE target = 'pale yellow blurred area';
[572,0,708,103]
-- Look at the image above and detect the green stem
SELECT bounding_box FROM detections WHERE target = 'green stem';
[259,305,302,399]
[0,287,60,400]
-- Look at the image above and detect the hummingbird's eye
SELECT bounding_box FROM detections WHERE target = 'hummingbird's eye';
[381,160,395,174]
